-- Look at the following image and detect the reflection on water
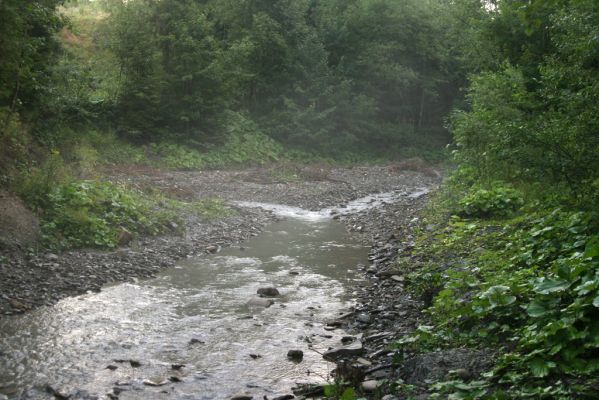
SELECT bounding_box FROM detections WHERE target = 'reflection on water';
[0,217,368,399]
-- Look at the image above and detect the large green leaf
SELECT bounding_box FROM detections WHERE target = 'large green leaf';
[482,285,516,307]
[533,278,570,294]
[340,388,356,400]
[584,237,599,258]
[529,358,554,377]
[526,301,549,318]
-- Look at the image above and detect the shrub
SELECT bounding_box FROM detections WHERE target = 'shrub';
[202,112,284,167]
[150,143,206,170]
[39,180,179,249]
[457,182,524,218]
[16,150,71,211]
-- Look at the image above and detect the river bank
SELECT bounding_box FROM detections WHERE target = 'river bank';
[0,164,438,319]
[0,163,444,400]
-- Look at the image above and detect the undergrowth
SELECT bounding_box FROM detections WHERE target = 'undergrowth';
[391,177,599,399]
[15,153,233,249]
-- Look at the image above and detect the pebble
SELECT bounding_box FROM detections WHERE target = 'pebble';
[143,379,168,387]
[257,287,280,297]
[356,357,372,366]
[206,245,220,253]
[323,341,364,361]
[361,380,382,392]
[357,313,371,323]
[341,336,356,344]
[246,297,275,307]
[287,350,304,361]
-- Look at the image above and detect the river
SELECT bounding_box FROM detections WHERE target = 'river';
[0,203,375,399]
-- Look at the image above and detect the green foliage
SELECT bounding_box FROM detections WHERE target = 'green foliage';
[0,109,29,185]
[398,195,599,398]
[97,0,454,157]
[202,112,284,167]
[150,143,206,170]
[148,112,285,169]
[17,150,71,211]
[37,180,180,249]
[0,0,64,115]
[184,198,232,220]
[456,183,524,218]
[323,383,359,400]
[451,0,599,204]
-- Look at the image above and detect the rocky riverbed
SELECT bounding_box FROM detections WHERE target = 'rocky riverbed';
[313,187,493,399]
[0,164,438,317]
[0,162,456,399]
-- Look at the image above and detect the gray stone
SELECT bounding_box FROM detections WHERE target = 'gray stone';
[361,380,382,392]
[257,287,280,297]
[206,245,220,253]
[287,349,304,361]
[323,341,364,361]
[143,379,168,386]
[447,368,472,380]
[273,396,294,400]
[246,297,274,307]
[356,357,372,366]
[341,336,356,344]
[357,313,371,323]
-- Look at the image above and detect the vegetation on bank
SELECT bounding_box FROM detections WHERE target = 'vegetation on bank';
[391,178,599,399]
[383,1,599,398]
[1,0,599,396]
[14,150,232,250]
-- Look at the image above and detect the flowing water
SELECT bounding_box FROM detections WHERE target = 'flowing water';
[0,205,375,399]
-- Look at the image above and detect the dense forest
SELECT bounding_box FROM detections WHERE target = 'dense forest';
[1,0,464,167]
[1,0,599,398]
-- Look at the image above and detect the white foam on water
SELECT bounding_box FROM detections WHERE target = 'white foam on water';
[235,187,429,220]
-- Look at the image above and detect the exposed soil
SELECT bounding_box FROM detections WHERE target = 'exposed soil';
[0,191,41,251]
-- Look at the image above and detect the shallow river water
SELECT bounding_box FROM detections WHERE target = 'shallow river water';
[0,205,374,399]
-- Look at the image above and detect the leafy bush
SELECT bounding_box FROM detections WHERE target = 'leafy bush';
[202,112,284,167]
[17,150,71,211]
[399,204,599,398]
[150,143,206,170]
[0,109,30,186]
[39,180,179,249]
[457,182,523,218]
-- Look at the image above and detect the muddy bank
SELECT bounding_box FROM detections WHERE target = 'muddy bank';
[0,165,438,317]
